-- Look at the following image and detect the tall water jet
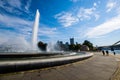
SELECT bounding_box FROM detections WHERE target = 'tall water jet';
[32,9,40,50]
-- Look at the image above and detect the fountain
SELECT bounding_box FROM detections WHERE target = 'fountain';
[32,9,40,51]
[31,9,56,52]
[31,10,59,52]
[0,9,93,74]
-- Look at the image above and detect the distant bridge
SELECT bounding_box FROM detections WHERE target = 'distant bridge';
[113,40,120,45]
[98,40,120,50]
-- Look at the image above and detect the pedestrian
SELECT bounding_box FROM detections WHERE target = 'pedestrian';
[113,51,116,55]
[102,50,105,56]
[106,50,109,56]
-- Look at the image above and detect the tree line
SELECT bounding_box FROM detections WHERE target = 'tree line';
[37,40,96,51]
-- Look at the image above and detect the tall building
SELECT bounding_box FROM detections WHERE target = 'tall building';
[70,38,74,45]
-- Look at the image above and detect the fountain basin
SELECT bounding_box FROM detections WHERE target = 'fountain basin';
[0,52,93,74]
[0,52,63,58]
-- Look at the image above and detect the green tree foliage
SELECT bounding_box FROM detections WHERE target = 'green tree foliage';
[82,40,93,50]
[69,44,75,51]
[37,41,47,51]
[75,44,81,51]
[69,44,81,51]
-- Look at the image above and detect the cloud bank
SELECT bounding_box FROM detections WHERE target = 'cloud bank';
[85,15,120,38]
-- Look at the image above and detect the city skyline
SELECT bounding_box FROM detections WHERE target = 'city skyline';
[0,0,120,46]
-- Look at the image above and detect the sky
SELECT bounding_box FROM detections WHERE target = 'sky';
[0,0,120,46]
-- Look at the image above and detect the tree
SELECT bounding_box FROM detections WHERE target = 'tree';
[69,44,75,51]
[82,40,93,50]
[37,41,47,51]
[75,44,81,51]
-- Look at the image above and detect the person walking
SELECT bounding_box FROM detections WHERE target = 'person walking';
[113,51,116,55]
[106,50,109,56]
[102,50,105,56]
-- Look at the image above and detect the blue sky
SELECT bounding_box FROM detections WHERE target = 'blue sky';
[0,0,120,46]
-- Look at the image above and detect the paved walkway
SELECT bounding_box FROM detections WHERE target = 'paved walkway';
[110,54,120,80]
[0,52,118,80]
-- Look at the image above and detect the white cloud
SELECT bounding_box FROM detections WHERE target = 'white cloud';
[8,0,22,10]
[0,13,33,37]
[106,0,116,12]
[0,0,32,15]
[39,27,57,36]
[25,0,32,11]
[0,0,22,14]
[55,12,79,27]
[85,15,120,38]
[77,7,97,21]
[94,14,100,21]
[0,14,33,28]
[77,2,100,21]
[0,0,21,9]
[55,3,99,27]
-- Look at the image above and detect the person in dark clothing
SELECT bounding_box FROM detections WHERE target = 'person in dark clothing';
[106,50,109,56]
[113,52,116,55]
[102,50,105,56]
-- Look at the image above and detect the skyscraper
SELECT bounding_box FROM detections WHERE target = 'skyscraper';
[70,38,74,45]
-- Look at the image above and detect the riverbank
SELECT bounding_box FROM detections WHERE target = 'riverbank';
[0,52,118,80]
